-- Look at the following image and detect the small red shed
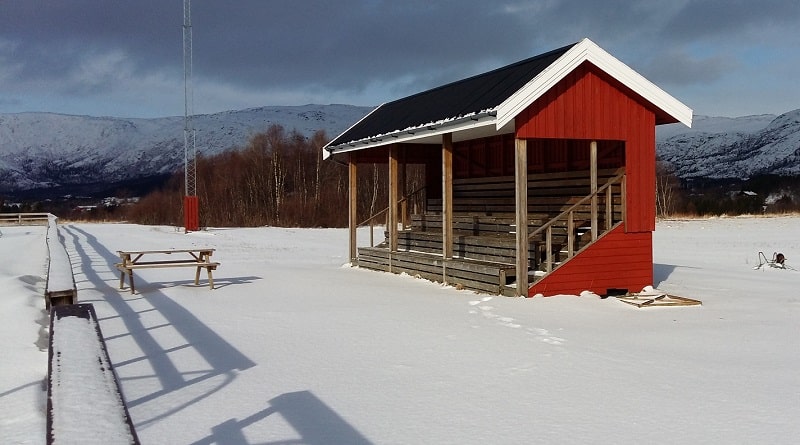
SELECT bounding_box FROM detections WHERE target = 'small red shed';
[324,38,692,297]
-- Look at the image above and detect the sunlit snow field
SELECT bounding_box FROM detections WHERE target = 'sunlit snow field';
[2,216,799,444]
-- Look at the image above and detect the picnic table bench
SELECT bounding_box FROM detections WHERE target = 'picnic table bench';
[115,248,219,294]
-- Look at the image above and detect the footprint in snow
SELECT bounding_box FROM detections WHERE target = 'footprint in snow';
[468,296,493,306]
[526,327,566,345]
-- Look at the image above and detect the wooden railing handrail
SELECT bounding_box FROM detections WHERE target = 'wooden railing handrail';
[528,171,626,241]
[526,172,626,275]
[359,185,426,247]
[358,185,426,227]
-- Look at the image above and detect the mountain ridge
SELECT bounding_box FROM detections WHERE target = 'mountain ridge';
[2,105,799,198]
[656,109,800,179]
[0,104,373,193]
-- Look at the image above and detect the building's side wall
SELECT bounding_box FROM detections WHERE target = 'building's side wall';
[528,225,652,297]
[515,61,657,233]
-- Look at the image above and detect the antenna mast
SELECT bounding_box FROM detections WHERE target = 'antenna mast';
[183,0,199,231]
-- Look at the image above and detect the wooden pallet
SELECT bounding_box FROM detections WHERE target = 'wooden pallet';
[615,291,701,308]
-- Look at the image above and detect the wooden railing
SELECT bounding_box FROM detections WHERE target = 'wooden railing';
[359,186,426,246]
[0,212,51,226]
[48,304,140,444]
[529,172,626,273]
[45,215,78,308]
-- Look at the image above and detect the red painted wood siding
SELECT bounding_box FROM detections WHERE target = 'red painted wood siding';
[515,62,657,232]
[528,225,653,297]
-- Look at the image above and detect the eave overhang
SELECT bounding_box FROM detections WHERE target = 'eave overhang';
[323,38,692,161]
[323,110,504,159]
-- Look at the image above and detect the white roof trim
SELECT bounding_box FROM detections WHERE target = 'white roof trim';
[325,112,499,156]
[496,38,693,130]
[322,104,385,159]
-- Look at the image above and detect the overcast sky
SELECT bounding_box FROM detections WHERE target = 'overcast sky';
[1,0,798,119]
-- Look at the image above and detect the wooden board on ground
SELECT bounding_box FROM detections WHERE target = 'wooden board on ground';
[615,292,701,308]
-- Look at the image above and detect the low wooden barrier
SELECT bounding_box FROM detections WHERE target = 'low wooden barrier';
[0,212,51,226]
[45,215,77,308]
[47,304,140,444]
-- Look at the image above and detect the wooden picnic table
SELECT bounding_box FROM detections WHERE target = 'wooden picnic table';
[116,248,219,294]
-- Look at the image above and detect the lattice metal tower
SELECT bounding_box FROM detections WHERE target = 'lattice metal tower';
[183,0,199,230]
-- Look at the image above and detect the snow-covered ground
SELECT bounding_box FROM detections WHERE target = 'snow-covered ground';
[2,216,799,444]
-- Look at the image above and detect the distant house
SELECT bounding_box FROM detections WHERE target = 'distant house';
[324,38,692,297]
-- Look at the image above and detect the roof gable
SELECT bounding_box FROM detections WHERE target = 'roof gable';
[496,38,692,129]
[326,43,576,148]
[324,38,692,158]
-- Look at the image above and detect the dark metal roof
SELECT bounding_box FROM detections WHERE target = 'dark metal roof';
[327,42,577,148]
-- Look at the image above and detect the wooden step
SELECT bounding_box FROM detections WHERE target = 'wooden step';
[357,247,517,295]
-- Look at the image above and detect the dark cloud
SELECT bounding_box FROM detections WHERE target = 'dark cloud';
[642,49,738,86]
[1,0,799,117]
[661,0,800,42]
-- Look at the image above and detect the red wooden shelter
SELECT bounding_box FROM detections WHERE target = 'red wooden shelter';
[324,38,692,297]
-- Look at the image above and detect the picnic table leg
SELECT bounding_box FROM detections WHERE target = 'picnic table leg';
[207,267,215,290]
[118,269,135,294]
[126,269,136,294]
[194,266,201,285]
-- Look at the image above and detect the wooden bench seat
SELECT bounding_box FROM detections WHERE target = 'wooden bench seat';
[426,168,623,219]
[410,213,600,236]
[358,168,625,295]
[117,260,220,268]
[357,247,516,295]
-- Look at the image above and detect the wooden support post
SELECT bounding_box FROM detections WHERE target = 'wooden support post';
[442,133,453,285]
[621,174,628,232]
[545,226,553,273]
[400,147,408,230]
[567,211,575,258]
[442,134,453,261]
[389,145,399,254]
[590,140,598,241]
[515,138,529,296]
[606,186,613,230]
[348,155,358,264]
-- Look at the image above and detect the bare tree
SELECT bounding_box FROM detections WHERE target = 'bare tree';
[656,160,681,217]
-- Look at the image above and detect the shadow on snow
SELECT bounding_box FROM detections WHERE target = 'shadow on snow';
[60,225,372,444]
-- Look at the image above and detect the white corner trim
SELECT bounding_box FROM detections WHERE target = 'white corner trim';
[496,38,693,130]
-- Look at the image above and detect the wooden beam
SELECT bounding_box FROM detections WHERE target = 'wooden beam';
[389,145,399,255]
[515,138,528,296]
[348,156,357,264]
[400,146,408,229]
[622,174,628,232]
[442,133,454,282]
[590,140,598,241]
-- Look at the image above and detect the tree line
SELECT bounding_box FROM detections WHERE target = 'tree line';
[655,160,800,218]
[12,125,797,224]
[123,124,403,228]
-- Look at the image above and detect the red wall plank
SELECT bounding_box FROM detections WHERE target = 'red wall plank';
[528,226,653,297]
[515,62,657,232]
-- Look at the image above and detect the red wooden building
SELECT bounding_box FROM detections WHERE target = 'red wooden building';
[324,38,692,297]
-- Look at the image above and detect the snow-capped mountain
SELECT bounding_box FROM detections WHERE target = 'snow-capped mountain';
[0,104,372,193]
[2,105,799,198]
[656,109,800,179]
